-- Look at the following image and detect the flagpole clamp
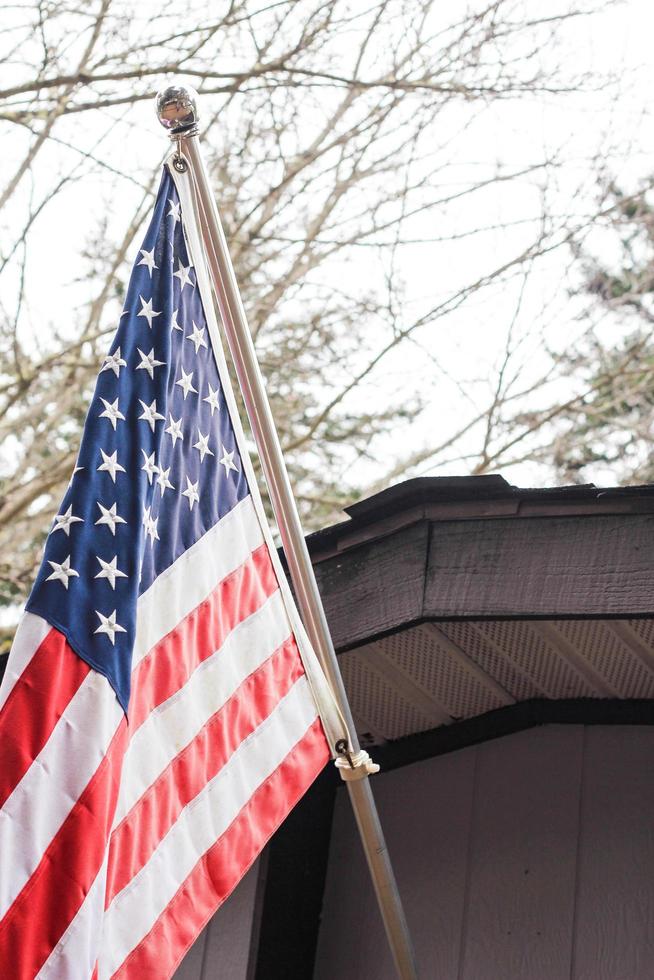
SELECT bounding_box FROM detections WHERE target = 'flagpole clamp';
[334,739,380,782]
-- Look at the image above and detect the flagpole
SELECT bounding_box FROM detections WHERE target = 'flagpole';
[156,85,418,980]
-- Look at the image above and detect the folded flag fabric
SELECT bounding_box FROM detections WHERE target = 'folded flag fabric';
[0,162,338,979]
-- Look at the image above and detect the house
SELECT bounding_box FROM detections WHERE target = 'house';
[175,475,654,979]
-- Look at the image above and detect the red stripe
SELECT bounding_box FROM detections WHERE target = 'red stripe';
[112,718,329,979]
[129,543,277,732]
[0,712,128,979]
[0,627,89,809]
[106,636,305,906]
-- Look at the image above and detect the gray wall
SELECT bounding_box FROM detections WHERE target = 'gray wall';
[315,726,654,980]
[174,861,260,980]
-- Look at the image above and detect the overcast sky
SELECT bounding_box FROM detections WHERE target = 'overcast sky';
[5,0,654,493]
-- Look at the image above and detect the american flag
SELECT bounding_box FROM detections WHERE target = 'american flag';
[0,165,334,978]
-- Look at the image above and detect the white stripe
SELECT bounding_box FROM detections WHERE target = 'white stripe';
[0,612,50,712]
[0,671,122,918]
[36,856,109,980]
[99,676,318,978]
[133,495,263,668]
[113,589,290,827]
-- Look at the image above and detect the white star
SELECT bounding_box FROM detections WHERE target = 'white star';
[171,309,182,332]
[193,430,214,462]
[137,295,161,329]
[203,384,221,416]
[219,446,238,477]
[101,347,127,378]
[142,506,159,545]
[46,556,79,589]
[138,399,165,432]
[99,397,125,431]
[98,449,125,483]
[186,321,208,354]
[175,368,197,400]
[138,248,157,277]
[182,475,200,511]
[95,501,126,535]
[94,609,127,645]
[165,414,184,447]
[135,347,165,379]
[173,261,194,291]
[141,449,159,484]
[68,465,84,489]
[168,199,181,223]
[95,555,127,590]
[156,466,174,496]
[52,504,83,536]
[146,514,160,545]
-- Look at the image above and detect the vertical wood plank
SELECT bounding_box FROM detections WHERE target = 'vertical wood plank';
[253,771,336,980]
[460,726,582,980]
[173,861,260,980]
[173,923,208,980]
[314,748,476,979]
[571,727,654,980]
[201,863,261,979]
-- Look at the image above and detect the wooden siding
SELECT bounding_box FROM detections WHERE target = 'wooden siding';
[313,520,429,651]
[173,861,260,979]
[314,726,654,980]
[310,516,654,652]
[423,517,654,619]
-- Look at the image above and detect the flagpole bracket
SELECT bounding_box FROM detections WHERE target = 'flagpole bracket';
[334,739,380,782]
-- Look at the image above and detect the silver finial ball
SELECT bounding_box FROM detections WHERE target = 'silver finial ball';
[156,85,199,135]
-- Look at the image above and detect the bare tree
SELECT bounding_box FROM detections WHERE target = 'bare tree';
[505,177,654,485]
[0,0,612,613]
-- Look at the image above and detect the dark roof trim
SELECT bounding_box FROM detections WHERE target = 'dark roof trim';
[345,475,654,518]
[307,476,654,561]
[309,510,654,650]
[358,698,654,777]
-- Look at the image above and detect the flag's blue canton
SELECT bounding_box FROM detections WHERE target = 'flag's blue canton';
[26,169,249,712]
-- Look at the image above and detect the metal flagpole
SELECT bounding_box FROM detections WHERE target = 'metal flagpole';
[156,85,419,980]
